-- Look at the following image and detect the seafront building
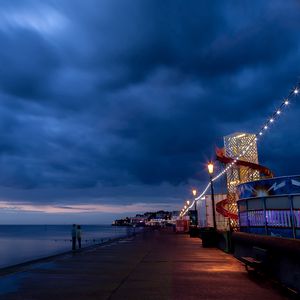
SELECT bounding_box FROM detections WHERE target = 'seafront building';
[237,175,300,238]
[113,210,177,227]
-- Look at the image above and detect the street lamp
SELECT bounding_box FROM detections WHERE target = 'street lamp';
[192,189,197,210]
[208,162,214,175]
[208,161,217,230]
[186,200,190,206]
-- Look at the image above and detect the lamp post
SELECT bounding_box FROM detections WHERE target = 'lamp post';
[192,189,198,227]
[208,161,217,230]
[192,189,197,210]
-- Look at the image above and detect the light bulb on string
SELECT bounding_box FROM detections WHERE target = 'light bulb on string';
[191,81,300,207]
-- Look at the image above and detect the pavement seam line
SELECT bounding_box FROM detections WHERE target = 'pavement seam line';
[106,248,152,300]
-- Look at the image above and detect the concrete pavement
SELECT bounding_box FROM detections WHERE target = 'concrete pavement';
[0,229,292,300]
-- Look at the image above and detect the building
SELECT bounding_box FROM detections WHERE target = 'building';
[237,175,300,239]
[197,194,228,230]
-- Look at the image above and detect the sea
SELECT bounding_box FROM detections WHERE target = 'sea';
[0,225,137,268]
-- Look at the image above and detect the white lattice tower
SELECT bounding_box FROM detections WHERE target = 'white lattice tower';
[224,132,260,226]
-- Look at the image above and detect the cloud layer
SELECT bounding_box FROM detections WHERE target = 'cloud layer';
[0,1,300,218]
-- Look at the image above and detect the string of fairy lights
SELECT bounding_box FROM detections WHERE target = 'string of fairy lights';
[180,83,300,217]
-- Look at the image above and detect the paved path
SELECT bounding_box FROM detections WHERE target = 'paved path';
[0,229,291,300]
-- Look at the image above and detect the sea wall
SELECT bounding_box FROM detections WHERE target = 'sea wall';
[232,232,300,293]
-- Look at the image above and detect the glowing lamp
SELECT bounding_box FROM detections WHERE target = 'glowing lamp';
[207,162,214,174]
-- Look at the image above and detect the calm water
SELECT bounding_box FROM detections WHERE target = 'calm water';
[0,225,137,268]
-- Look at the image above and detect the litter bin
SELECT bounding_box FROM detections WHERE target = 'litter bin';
[189,225,199,238]
[200,227,217,247]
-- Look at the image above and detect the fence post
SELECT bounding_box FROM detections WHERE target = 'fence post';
[289,195,296,239]
[263,197,268,235]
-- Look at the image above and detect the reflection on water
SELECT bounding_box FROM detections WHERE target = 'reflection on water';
[0,225,136,268]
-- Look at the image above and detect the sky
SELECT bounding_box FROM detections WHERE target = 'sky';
[0,0,300,224]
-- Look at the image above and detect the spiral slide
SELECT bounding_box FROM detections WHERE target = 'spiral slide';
[216,198,239,220]
[215,148,273,220]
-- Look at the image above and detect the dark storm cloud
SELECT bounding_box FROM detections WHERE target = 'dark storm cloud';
[0,0,299,206]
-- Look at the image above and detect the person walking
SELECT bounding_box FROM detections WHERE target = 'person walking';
[71,224,77,251]
[77,225,82,249]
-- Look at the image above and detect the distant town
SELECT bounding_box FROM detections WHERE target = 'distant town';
[112,210,180,227]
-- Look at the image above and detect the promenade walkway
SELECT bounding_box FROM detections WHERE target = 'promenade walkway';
[0,229,291,300]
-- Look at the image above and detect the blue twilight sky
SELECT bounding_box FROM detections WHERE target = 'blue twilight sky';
[0,0,300,224]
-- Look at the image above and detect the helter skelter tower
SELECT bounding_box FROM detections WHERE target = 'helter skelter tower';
[224,132,260,192]
[216,132,273,227]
